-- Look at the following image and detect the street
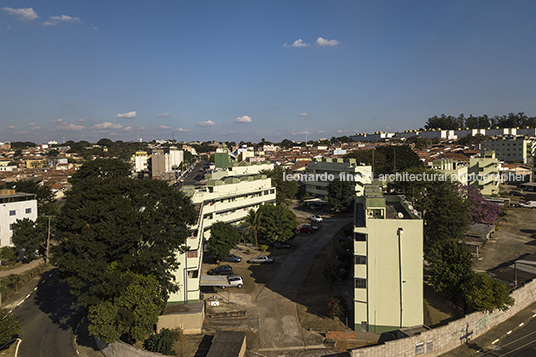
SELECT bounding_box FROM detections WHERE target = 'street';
[478,318,536,357]
[15,269,81,357]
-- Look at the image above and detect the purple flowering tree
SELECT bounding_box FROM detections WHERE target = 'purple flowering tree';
[459,185,501,225]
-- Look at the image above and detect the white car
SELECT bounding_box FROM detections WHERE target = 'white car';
[310,214,323,222]
[247,255,274,264]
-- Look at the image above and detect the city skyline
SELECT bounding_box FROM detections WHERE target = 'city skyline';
[2,1,536,144]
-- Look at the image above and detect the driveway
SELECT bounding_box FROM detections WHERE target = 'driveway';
[254,215,353,352]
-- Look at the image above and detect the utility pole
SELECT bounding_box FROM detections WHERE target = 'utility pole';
[43,215,54,265]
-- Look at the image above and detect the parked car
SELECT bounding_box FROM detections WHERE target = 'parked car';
[247,255,274,264]
[274,242,291,249]
[224,254,242,263]
[309,214,323,222]
[208,264,233,275]
[297,225,314,234]
[339,236,353,243]
[510,191,524,197]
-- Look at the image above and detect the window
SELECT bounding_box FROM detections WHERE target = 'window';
[9,210,16,216]
[355,255,367,264]
[187,270,199,279]
[9,224,14,231]
[354,278,367,289]
[187,250,198,258]
[25,208,32,214]
[355,233,367,242]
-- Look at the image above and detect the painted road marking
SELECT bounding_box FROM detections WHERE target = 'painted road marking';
[520,322,525,327]
[507,330,512,335]
[49,273,52,277]
[492,339,500,345]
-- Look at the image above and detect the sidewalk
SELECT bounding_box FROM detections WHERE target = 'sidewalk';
[442,301,536,356]
[0,258,45,279]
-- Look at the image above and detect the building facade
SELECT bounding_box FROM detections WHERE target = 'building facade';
[305,158,372,198]
[150,147,184,179]
[469,151,500,197]
[354,185,423,333]
[432,158,469,185]
[168,162,277,304]
[0,189,38,248]
[480,137,536,164]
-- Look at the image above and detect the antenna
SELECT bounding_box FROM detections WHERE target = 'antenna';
[172,132,175,142]
[305,124,308,146]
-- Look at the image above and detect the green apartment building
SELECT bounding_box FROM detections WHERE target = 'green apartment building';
[469,151,500,197]
[480,137,536,164]
[354,185,423,333]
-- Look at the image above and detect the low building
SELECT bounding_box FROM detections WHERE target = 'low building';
[0,189,38,248]
[469,151,500,197]
[305,158,372,198]
[168,162,276,304]
[354,185,423,333]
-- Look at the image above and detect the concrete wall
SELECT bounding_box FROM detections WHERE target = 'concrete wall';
[351,277,536,356]
[157,305,204,334]
[95,337,167,357]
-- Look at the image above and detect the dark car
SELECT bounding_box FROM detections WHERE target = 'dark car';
[297,225,314,234]
[208,265,233,275]
[274,242,291,249]
[339,236,353,243]
[224,254,242,263]
[510,191,524,197]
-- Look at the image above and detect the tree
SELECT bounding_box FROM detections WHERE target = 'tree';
[258,204,297,244]
[261,167,298,205]
[12,218,46,258]
[87,273,165,343]
[459,185,501,225]
[0,309,21,345]
[0,247,18,263]
[462,273,514,312]
[427,238,474,298]
[326,179,355,211]
[6,180,56,214]
[241,209,265,248]
[69,158,131,185]
[207,222,241,261]
[52,173,196,342]
[47,149,59,157]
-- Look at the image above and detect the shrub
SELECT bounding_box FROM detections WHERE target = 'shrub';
[144,328,181,355]
[245,249,251,254]
[260,245,269,252]
[0,309,21,345]
[327,296,348,318]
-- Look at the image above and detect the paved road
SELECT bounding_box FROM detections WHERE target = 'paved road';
[477,318,536,357]
[15,269,81,357]
[256,216,354,352]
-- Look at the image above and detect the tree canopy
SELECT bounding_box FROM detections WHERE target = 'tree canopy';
[326,179,355,212]
[258,204,297,244]
[425,112,536,130]
[69,158,131,185]
[241,209,265,248]
[12,217,46,258]
[53,164,196,342]
[5,179,57,216]
[207,222,241,261]
[344,145,422,175]
[261,166,298,205]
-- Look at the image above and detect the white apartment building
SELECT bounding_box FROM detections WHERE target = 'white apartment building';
[480,137,536,164]
[432,158,469,186]
[469,151,501,197]
[0,189,38,248]
[150,147,184,179]
[305,158,372,198]
[354,185,423,333]
[133,151,148,172]
[168,162,276,304]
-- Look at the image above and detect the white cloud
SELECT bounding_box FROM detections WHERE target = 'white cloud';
[56,123,85,131]
[297,113,309,117]
[14,131,28,135]
[2,7,39,21]
[114,111,136,118]
[42,15,80,27]
[291,131,309,136]
[337,129,348,134]
[157,113,171,118]
[92,122,123,130]
[318,130,326,133]
[30,126,41,131]
[52,118,64,123]
[124,126,133,131]
[234,115,252,123]
[315,37,340,47]
[176,128,191,132]
[198,120,215,127]
[271,103,283,107]
[284,39,310,48]
[159,125,171,129]
[78,119,85,123]
[8,126,15,129]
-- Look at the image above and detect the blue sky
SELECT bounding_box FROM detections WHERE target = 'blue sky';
[1,1,536,144]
